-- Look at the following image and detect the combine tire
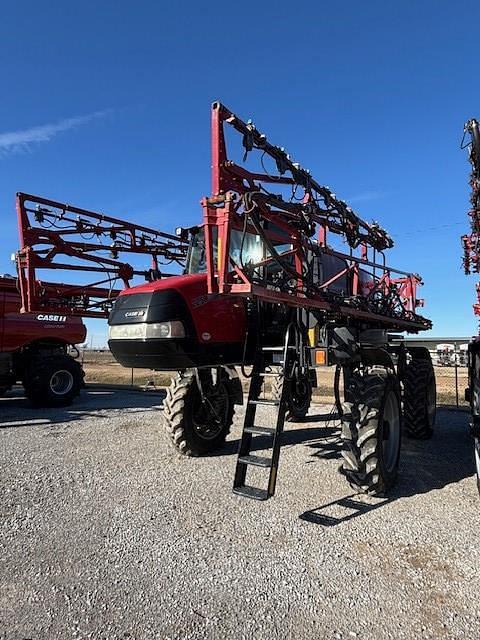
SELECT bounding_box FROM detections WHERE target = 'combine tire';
[271,371,312,422]
[163,370,234,456]
[23,354,83,407]
[403,357,436,439]
[341,369,401,495]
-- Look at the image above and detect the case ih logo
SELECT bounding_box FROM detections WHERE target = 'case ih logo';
[125,310,145,318]
[36,314,67,322]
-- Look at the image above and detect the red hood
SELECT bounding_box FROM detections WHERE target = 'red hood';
[119,273,206,297]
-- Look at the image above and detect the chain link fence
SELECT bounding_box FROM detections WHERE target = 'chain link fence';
[80,346,469,408]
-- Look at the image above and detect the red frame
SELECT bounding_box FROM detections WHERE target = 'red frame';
[16,193,188,318]
[202,102,429,332]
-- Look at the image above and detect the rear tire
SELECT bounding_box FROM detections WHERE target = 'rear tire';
[341,369,402,495]
[403,357,436,439]
[163,370,234,456]
[475,438,480,496]
[23,354,83,407]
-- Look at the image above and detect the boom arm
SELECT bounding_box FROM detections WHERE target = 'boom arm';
[16,193,188,318]
[203,102,430,332]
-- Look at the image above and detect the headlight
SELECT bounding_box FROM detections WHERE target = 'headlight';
[145,321,185,338]
[108,321,185,340]
[109,323,147,340]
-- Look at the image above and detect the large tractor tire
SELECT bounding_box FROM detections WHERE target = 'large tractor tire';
[23,354,84,407]
[475,438,480,496]
[341,368,402,495]
[271,370,312,422]
[403,357,436,439]
[163,369,235,456]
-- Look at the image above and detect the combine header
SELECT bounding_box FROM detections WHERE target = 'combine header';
[461,118,480,493]
[17,103,435,499]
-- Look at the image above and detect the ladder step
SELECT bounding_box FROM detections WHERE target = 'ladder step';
[233,486,269,501]
[238,454,272,468]
[244,425,276,436]
[258,371,282,377]
[248,399,280,407]
[262,346,296,351]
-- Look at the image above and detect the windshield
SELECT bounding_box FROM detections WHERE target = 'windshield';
[185,226,292,275]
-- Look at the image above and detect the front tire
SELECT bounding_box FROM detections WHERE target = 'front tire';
[341,369,402,495]
[163,370,234,456]
[23,354,83,407]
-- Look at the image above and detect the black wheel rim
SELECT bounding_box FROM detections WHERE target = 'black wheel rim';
[191,383,229,440]
[382,390,401,474]
[290,374,310,413]
[49,370,74,396]
[475,438,480,485]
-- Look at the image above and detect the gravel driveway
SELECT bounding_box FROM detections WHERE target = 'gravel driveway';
[1,387,479,639]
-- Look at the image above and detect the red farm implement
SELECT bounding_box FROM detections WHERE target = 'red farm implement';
[16,103,435,501]
[461,118,480,494]
[107,102,434,500]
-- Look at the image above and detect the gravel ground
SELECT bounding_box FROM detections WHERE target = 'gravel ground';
[1,387,479,640]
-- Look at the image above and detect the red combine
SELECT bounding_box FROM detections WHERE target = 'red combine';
[18,103,435,500]
[461,118,480,493]
[0,274,86,406]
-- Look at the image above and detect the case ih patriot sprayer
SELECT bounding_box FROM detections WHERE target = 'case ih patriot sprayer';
[18,103,435,498]
[462,118,480,493]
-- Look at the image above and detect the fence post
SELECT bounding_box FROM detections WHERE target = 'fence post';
[455,361,459,408]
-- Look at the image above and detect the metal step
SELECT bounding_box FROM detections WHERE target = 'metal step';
[233,486,269,501]
[238,454,272,468]
[244,425,276,436]
[248,399,280,407]
[258,371,282,377]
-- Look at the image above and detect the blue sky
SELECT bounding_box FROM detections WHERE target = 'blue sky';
[1,0,479,345]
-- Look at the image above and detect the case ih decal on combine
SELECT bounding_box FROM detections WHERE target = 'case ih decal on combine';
[18,103,434,500]
[461,118,480,494]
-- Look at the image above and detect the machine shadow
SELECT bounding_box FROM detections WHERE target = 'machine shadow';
[0,387,166,429]
[299,407,474,526]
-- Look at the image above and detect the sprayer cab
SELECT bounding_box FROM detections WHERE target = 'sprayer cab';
[107,222,299,370]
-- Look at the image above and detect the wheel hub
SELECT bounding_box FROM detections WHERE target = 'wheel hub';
[192,384,229,440]
[49,370,74,396]
[382,390,400,473]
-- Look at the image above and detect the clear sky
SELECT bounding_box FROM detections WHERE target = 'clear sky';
[1,0,479,345]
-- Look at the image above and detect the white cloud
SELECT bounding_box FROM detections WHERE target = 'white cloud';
[347,190,386,204]
[0,110,109,154]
